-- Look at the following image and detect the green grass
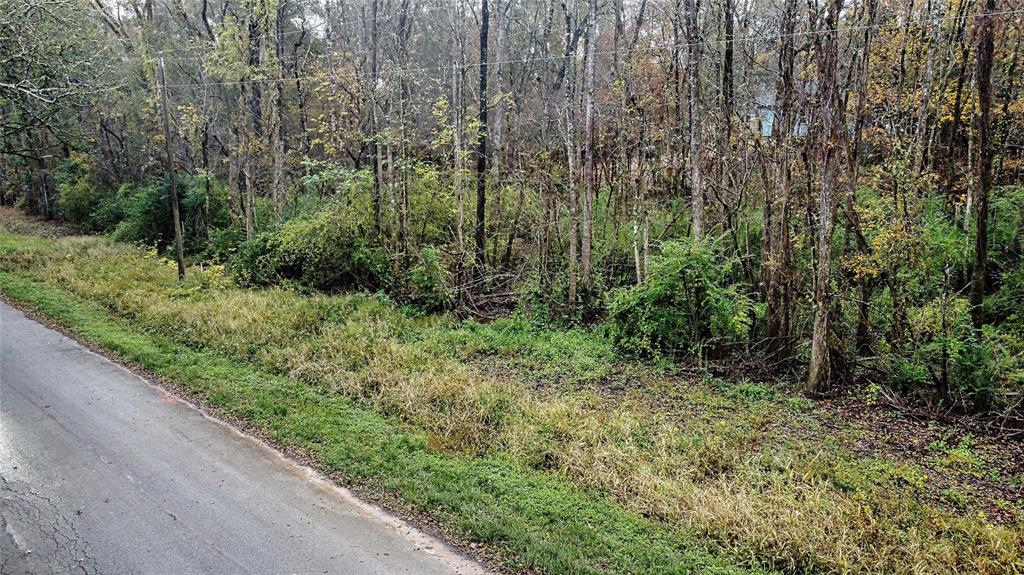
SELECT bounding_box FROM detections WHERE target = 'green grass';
[0,271,755,575]
[1,224,1021,575]
[417,317,617,387]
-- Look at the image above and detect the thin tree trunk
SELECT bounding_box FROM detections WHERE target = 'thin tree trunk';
[270,3,286,219]
[564,3,579,309]
[243,2,261,240]
[269,107,285,219]
[720,0,733,180]
[912,4,943,178]
[491,0,509,178]
[244,129,255,238]
[943,6,973,211]
[970,0,996,329]
[848,0,878,357]
[995,18,1022,181]
[450,3,468,301]
[685,0,704,241]
[201,120,211,240]
[369,0,382,233]
[475,0,491,276]
[227,124,241,223]
[807,0,846,395]
[292,24,311,157]
[763,0,798,364]
[581,0,597,294]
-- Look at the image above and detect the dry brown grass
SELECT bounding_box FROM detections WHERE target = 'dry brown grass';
[1,231,1022,575]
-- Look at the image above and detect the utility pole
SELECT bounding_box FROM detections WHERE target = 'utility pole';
[158,52,186,281]
[474,0,490,278]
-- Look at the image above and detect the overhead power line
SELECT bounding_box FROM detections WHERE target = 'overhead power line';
[138,6,1023,90]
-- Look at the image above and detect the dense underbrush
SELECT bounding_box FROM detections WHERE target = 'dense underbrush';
[46,156,1024,419]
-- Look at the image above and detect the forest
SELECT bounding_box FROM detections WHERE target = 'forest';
[1,0,1024,572]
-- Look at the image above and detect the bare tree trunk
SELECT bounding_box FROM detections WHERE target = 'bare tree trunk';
[719,0,733,177]
[244,128,255,239]
[911,3,943,178]
[970,0,997,329]
[563,3,579,309]
[581,0,597,294]
[228,125,241,223]
[619,0,647,284]
[395,0,413,275]
[763,0,799,364]
[389,137,400,278]
[241,82,255,239]
[632,164,649,283]
[369,0,383,234]
[23,128,52,219]
[806,0,846,395]
[943,5,973,211]
[848,0,878,357]
[632,219,643,283]
[448,1,468,300]
[243,2,261,240]
[491,0,509,178]
[201,120,212,240]
[292,23,311,158]
[671,0,685,197]
[475,0,490,277]
[893,0,915,138]
[270,3,286,220]
[685,0,704,241]
[642,204,650,279]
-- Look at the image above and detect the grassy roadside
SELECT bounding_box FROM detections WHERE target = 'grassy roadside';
[0,271,754,575]
[0,219,1021,574]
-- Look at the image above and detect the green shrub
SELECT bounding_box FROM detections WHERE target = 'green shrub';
[989,265,1024,330]
[54,156,125,233]
[91,190,128,232]
[111,181,178,251]
[881,294,1021,411]
[607,239,755,356]
[229,206,456,307]
[229,232,279,286]
[205,225,246,263]
[404,245,452,310]
[230,205,391,292]
[952,335,1000,412]
[57,177,108,231]
[111,177,231,256]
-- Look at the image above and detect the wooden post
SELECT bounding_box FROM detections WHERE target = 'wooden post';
[157,52,186,281]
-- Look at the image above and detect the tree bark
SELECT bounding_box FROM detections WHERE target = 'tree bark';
[475,0,491,277]
[563,2,579,310]
[763,0,798,366]
[369,0,383,234]
[806,0,846,395]
[720,0,733,170]
[270,3,286,220]
[685,0,704,241]
[970,0,997,329]
[227,125,241,223]
[581,0,597,293]
[491,0,509,178]
[847,0,878,357]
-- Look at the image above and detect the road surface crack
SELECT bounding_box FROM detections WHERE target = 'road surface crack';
[0,476,104,575]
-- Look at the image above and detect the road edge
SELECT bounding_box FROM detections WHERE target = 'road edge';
[0,293,500,575]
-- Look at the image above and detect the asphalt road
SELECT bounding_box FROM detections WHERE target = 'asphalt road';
[0,301,487,575]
